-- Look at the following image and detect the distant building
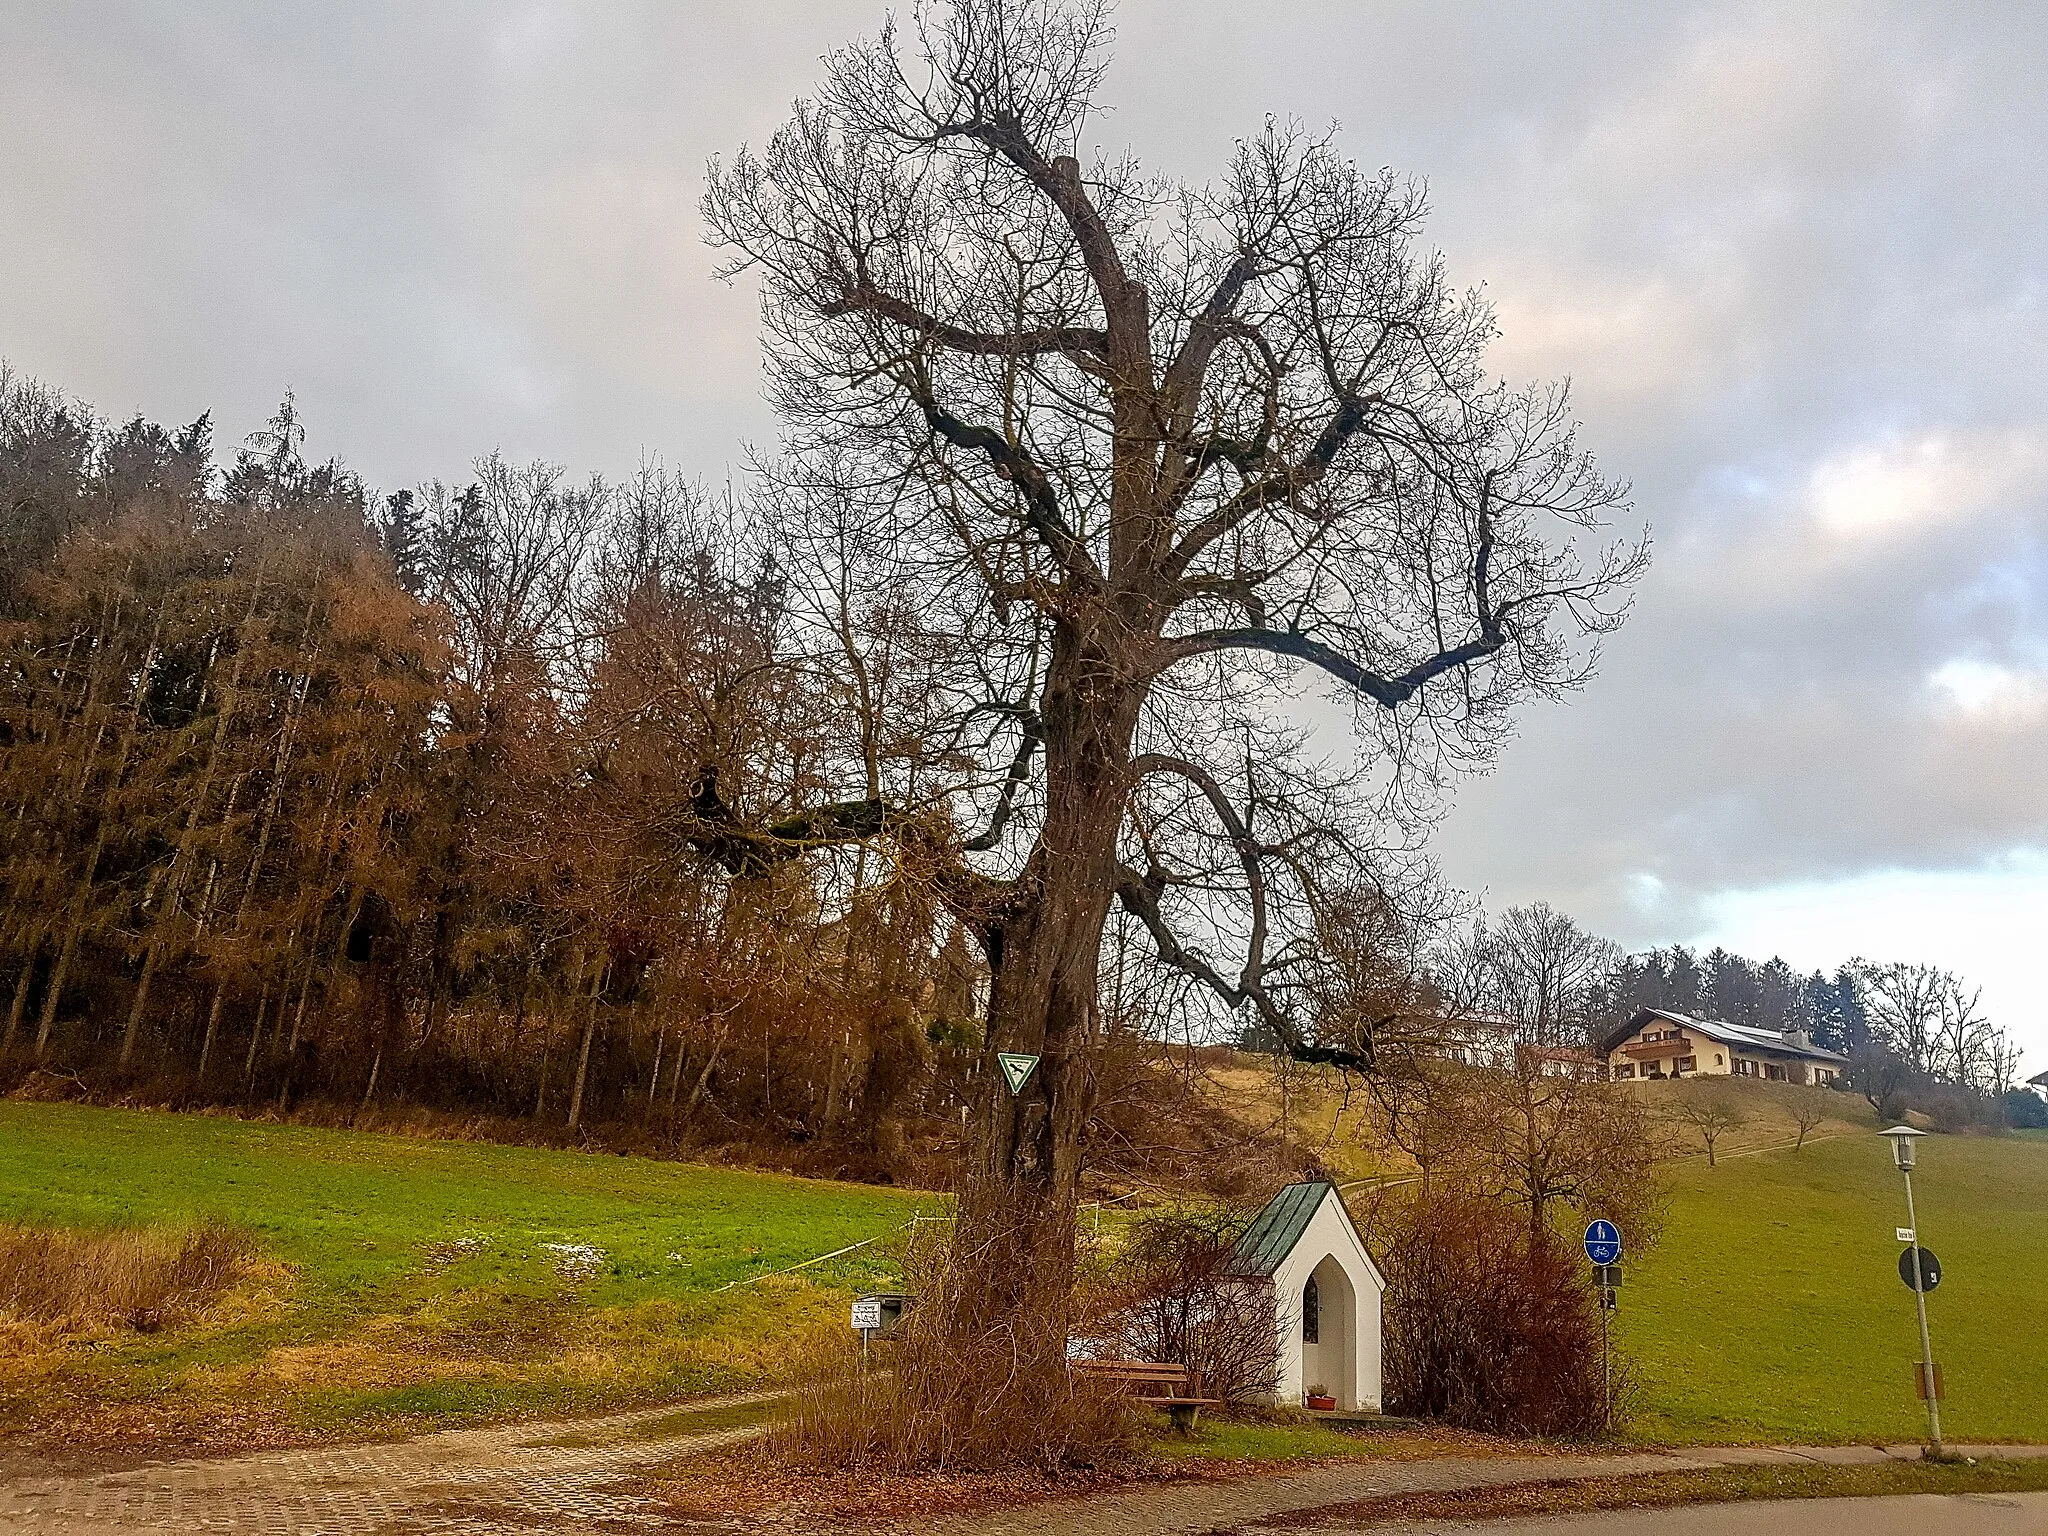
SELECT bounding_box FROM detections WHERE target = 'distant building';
[1432,1014,1602,1079]
[1596,1007,1847,1086]
[2028,1069,2048,1099]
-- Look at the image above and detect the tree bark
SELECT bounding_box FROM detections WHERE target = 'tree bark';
[566,960,604,1133]
[3,947,35,1053]
[949,632,1142,1373]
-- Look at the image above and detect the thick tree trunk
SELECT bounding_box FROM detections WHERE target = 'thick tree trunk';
[942,635,1142,1388]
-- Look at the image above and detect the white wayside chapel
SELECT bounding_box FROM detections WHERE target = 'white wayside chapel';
[1229,1180,1385,1412]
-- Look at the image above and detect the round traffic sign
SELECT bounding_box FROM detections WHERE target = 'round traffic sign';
[1898,1246,1941,1293]
[1583,1220,1622,1266]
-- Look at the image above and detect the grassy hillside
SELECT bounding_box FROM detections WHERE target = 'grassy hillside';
[4,1093,2043,1452]
[1623,1123,2048,1444]
[0,1101,930,1445]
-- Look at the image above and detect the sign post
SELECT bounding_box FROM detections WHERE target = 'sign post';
[1583,1221,1623,1429]
[850,1295,883,1368]
[1883,1127,1944,1457]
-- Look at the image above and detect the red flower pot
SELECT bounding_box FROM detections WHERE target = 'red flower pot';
[1305,1393,1336,1411]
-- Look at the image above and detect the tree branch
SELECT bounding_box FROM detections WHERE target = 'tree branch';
[683,764,1013,929]
[962,709,1044,852]
[900,358,1102,583]
[928,115,1136,323]
[1161,624,1501,708]
[1167,476,1506,706]
[1113,862,1372,1073]
[1163,389,1381,582]
[1159,252,1259,428]
[822,277,1107,360]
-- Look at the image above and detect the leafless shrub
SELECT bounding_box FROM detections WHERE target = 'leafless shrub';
[1090,1207,1278,1406]
[1374,1191,1615,1438]
[0,1220,259,1334]
[763,1226,1137,1474]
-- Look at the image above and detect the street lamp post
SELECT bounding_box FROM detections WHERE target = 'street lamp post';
[1883,1125,1942,1457]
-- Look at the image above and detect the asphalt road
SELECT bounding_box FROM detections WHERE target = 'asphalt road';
[1349,1491,2048,1535]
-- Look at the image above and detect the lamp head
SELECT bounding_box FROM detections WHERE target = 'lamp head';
[1882,1124,1925,1170]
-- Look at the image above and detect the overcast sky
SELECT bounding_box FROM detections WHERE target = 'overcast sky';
[4,2,2044,1069]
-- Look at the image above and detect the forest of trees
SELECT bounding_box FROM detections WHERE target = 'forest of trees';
[0,367,1016,1172]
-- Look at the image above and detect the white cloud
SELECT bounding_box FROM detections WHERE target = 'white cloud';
[1927,658,2048,719]
[1808,429,2047,541]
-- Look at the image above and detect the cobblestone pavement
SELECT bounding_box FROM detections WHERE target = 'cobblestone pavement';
[8,1410,2044,1536]
[0,1392,774,1535]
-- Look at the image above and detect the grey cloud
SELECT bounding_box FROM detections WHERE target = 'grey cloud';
[4,2,2045,1034]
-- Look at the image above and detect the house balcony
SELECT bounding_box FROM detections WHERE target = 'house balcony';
[1620,1037,1693,1060]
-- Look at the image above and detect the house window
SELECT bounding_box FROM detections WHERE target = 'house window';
[1676,1056,1696,1074]
[1614,1063,1635,1080]
[1302,1276,1320,1344]
[1714,1054,1724,1067]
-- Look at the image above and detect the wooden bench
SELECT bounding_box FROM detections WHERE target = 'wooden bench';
[1070,1358,1221,1432]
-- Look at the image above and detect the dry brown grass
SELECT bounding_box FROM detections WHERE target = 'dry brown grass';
[0,1220,259,1335]
[762,1224,1141,1476]
[762,1325,1141,1476]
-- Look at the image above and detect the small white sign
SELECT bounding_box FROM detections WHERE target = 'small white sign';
[849,1298,884,1331]
[1896,1227,1915,1243]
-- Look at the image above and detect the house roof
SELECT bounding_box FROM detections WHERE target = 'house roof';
[2028,1069,2048,1088]
[1231,1180,1358,1277]
[1598,1007,1849,1065]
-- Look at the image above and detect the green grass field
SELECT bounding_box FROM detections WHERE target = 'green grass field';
[0,1101,929,1443]
[3,1097,2045,1452]
[1622,1126,2048,1444]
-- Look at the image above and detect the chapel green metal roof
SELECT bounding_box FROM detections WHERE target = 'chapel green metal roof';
[1229,1180,1335,1276]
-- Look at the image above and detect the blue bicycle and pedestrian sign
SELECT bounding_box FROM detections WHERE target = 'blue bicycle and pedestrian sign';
[1583,1220,1622,1267]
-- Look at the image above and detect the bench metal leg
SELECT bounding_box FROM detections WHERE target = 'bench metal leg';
[1167,1403,1201,1434]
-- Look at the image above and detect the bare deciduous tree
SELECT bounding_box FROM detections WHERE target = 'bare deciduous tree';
[1788,1088,1830,1151]
[1670,1092,1746,1167]
[1434,901,1623,1048]
[698,0,1643,1417]
[1854,959,1945,1076]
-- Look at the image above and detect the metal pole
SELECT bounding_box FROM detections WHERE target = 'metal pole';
[1601,1299,1611,1431]
[1901,1168,1943,1455]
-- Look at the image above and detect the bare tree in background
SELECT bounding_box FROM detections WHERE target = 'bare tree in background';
[1670,1092,1745,1167]
[1930,975,2008,1096]
[700,0,1642,1426]
[1855,958,2018,1099]
[1854,959,1944,1076]
[1788,1088,1829,1151]
[1436,901,1622,1047]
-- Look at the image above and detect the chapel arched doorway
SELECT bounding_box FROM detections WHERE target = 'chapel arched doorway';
[1300,1253,1356,1406]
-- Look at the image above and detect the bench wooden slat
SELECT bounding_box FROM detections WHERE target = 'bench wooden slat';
[1072,1357,1216,1429]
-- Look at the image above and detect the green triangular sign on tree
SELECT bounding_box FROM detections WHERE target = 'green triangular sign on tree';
[997,1052,1039,1096]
